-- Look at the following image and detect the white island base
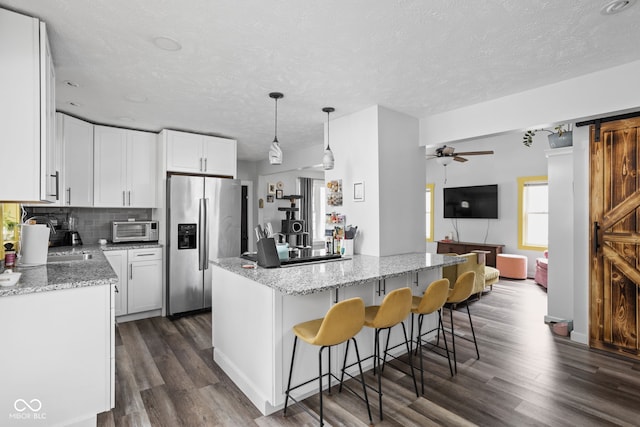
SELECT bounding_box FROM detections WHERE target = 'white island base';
[210,254,458,415]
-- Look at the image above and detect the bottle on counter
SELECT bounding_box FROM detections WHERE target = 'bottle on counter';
[4,242,16,268]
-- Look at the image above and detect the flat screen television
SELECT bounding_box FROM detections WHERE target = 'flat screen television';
[443,184,498,219]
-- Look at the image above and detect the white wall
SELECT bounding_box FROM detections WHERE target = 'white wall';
[378,106,423,256]
[425,132,549,276]
[327,105,381,256]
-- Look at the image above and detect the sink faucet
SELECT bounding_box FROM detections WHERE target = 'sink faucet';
[24,216,57,234]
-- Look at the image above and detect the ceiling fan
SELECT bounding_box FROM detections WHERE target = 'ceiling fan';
[426,145,494,165]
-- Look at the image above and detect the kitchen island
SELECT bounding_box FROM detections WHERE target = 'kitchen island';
[0,247,117,427]
[210,252,463,415]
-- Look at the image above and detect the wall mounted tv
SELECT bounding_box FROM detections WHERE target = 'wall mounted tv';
[443,184,498,219]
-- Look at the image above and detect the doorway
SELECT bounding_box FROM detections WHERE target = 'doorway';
[241,185,248,253]
[590,116,640,360]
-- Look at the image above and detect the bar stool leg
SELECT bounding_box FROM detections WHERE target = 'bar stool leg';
[438,309,454,377]
[283,336,298,416]
[400,321,419,397]
[318,347,324,426]
[351,338,374,426]
[466,304,480,359]
[449,306,458,374]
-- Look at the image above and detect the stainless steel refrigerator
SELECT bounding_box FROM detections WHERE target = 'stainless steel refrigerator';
[167,174,241,316]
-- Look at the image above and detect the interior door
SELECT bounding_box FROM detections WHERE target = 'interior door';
[590,117,640,360]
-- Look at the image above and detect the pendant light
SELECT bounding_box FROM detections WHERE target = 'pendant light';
[322,107,335,170]
[268,92,283,165]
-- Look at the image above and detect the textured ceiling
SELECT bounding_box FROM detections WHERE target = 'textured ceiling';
[2,0,640,161]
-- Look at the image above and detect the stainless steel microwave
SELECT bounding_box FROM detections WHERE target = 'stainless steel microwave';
[112,220,159,243]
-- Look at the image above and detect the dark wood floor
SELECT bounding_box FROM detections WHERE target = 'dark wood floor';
[97,280,640,426]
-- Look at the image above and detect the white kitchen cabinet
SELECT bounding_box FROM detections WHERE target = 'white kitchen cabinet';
[0,284,113,425]
[164,129,237,177]
[42,27,58,203]
[0,9,55,202]
[58,113,94,206]
[105,247,162,318]
[94,126,157,207]
[128,248,163,313]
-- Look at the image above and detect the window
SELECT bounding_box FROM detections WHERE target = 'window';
[518,176,548,250]
[426,183,434,242]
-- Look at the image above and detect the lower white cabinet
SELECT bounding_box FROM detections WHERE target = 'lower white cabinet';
[104,247,162,317]
[0,285,113,425]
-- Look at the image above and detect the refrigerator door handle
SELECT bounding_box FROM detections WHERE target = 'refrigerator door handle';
[199,198,206,271]
[203,197,210,270]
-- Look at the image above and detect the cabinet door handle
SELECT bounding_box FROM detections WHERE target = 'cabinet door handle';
[204,158,207,172]
[49,171,59,200]
[114,285,119,294]
[136,253,155,257]
[129,264,133,280]
[66,188,71,205]
[122,191,126,206]
[128,191,131,206]
[200,157,203,172]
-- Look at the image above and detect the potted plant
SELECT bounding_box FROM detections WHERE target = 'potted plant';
[523,124,573,148]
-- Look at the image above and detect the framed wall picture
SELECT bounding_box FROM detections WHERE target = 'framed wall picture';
[276,189,284,199]
[266,195,274,203]
[267,183,276,194]
[354,181,365,202]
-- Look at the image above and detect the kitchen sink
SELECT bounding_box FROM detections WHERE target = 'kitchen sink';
[47,253,94,263]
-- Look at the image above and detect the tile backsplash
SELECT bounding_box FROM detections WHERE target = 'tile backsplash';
[24,207,153,245]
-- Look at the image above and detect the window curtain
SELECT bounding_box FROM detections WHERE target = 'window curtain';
[299,177,313,248]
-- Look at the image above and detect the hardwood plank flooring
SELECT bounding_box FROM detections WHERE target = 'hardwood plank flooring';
[97,280,640,426]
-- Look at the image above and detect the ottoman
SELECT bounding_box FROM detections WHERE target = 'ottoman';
[496,254,528,279]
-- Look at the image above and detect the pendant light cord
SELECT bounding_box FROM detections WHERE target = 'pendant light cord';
[326,110,330,150]
[274,97,279,143]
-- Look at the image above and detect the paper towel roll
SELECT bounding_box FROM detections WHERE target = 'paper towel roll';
[20,224,50,266]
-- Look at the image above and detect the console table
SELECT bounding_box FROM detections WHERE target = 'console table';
[436,241,504,267]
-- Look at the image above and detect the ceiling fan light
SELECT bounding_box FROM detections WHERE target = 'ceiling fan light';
[436,156,453,166]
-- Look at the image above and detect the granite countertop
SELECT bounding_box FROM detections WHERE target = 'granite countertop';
[0,242,162,298]
[210,252,465,296]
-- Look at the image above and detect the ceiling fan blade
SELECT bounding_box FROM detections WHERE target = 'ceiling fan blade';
[454,150,494,156]
[453,156,468,162]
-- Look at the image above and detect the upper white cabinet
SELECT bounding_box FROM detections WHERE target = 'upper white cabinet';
[58,113,94,206]
[0,9,55,202]
[94,126,157,208]
[164,129,236,177]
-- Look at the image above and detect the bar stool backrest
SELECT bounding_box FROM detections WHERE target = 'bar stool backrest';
[447,271,476,304]
[371,287,412,329]
[314,297,365,346]
[416,278,450,314]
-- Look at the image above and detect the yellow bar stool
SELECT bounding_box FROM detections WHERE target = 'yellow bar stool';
[444,271,479,373]
[283,297,373,427]
[410,278,453,395]
[363,287,418,421]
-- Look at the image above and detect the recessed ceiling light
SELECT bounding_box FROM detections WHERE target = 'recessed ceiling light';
[64,80,79,88]
[124,94,148,103]
[152,36,182,51]
[67,101,82,107]
[601,0,636,14]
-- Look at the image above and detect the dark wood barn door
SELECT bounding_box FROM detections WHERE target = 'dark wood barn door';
[591,117,640,359]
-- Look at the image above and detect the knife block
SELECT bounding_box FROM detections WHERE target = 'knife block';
[257,237,281,268]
